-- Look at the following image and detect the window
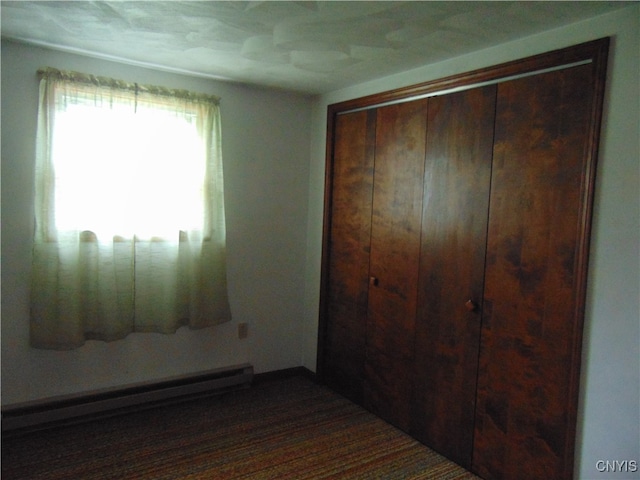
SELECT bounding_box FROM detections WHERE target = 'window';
[30,68,231,349]
[52,97,205,238]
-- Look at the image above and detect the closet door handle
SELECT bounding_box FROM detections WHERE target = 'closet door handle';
[465,299,478,312]
[369,276,379,287]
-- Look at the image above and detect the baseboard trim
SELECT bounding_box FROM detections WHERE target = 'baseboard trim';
[253,366,317,385]
[2,363,253,433]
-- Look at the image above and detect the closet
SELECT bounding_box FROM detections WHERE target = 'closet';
[318,39,608,480]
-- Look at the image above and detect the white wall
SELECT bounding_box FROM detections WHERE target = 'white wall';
[303,5,639,480]
[1,40,312,405]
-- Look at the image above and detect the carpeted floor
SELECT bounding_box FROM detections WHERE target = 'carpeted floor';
[2,375,482,479]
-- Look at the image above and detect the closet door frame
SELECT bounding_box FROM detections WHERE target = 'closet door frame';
[318,37,609,384]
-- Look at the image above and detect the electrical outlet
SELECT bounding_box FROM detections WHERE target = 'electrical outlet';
[238,322,248,339]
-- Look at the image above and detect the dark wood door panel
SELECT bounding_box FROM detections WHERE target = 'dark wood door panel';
[412,86,497,468]
[320,39,608,480]
[365,98,428,431]
[323,110,376,402]
[363,349,414,431]
[473,64,596,480]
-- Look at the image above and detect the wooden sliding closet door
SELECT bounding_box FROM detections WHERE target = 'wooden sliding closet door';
[411,86,496,468]
[320,38,608,480]
[322,109,375,403]
[364,99,428,431]
[473,63,599,480]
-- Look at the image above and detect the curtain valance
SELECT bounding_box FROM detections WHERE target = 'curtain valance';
[37,67,221,105]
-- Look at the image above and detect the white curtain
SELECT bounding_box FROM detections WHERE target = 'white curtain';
[30,68,231,349]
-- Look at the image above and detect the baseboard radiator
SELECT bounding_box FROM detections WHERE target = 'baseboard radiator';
[1,363,253,432]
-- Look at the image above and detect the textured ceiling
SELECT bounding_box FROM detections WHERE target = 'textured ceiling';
[0,1,629,94]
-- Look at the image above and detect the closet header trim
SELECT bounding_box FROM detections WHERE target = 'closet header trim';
[328,37,609,118]
[339,59,591,115]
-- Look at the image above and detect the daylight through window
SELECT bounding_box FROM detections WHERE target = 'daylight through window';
[30,68,231,350]
[53,100,206,239]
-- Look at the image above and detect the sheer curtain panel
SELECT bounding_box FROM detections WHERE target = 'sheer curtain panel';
[30,68,231,350]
